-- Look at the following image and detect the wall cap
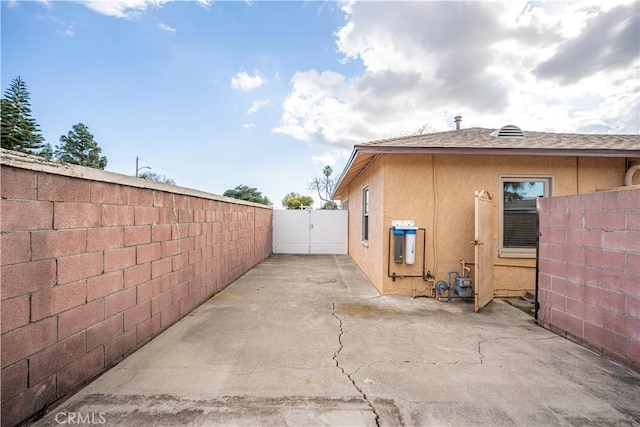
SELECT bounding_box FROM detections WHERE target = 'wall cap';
[1,149,272,209]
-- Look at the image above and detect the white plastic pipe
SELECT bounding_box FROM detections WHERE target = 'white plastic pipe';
[624,163,640,186]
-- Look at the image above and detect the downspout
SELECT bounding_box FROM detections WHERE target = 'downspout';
[624,162,640,186]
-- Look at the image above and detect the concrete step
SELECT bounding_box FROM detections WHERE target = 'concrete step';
[523,291,535,303]
[506,298,534,310]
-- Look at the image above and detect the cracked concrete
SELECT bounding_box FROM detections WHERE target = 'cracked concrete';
[33,255,640,426]
[332,302,381,427]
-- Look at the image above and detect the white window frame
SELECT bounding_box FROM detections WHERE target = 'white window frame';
[362,187,369,245]
[499,175,552,258]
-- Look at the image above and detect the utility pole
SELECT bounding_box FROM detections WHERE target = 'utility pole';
[135,156,151,177]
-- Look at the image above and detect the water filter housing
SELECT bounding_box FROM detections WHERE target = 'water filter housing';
[405,229,416,265]
[393,228,405,263]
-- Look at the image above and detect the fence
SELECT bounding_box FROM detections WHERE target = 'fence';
[537,186,639,372]
[272,209,348,254]
[0,150,272,426]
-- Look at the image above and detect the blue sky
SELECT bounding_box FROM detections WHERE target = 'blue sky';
[2,1,639,208]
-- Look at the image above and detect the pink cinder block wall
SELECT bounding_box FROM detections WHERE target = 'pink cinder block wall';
[0,151,272,426]
[537,186,640,372]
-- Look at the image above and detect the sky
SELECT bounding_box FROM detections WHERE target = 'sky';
[2,0,639,208]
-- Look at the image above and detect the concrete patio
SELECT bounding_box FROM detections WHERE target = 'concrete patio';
[33,255,639,426]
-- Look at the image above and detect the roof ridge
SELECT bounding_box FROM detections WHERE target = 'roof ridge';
[359,127,640,147]
[360,127,491,146]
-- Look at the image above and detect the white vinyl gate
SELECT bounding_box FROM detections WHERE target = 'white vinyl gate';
[272,210,348,254]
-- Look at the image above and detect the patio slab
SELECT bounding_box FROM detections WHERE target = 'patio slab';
[33,255,640,426]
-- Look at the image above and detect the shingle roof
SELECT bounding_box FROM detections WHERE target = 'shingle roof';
[332,127,640,200]
[360,127,640,151]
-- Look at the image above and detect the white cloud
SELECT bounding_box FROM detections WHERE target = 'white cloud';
[158,22,175,33]
[247,99,270,114]
[36,0,54,8]
[273,70,372,147]
[80,0,173,18]
[64,25,75,37]
[231,71,264,91]
[196,0,213,9]
[275,0,639,149]
[9,0,53,9]
[242,123,255,129]
[312,148,351,166]
[80,0,216,18]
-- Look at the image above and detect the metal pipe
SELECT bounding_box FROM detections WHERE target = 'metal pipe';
[447,270,458,303]
[461,260,470,277]
[387,228,428,282]
[387,228,392,279]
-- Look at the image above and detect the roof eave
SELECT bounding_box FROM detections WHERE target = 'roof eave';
[331,147,365,200]
[354,145,640,157]
[331,155,353,200]
[331,145,640,200]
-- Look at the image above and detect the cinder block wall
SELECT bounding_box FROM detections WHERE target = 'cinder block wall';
[537,186,639,372]
[0,150,272,426]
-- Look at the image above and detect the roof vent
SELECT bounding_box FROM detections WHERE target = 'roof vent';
[490,125,525,138]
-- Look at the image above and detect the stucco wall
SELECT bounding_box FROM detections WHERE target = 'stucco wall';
[342,153,628,297]
[537,187,639,372]
[0,151,272,426]
[381,154,436,295]
[346,156,385,293]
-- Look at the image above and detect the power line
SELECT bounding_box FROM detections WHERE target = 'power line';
[136,156,215,190]
[108,156,137,163]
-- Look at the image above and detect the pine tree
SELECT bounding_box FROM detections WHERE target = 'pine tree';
[55,123,107,169]
[1,76,48,155]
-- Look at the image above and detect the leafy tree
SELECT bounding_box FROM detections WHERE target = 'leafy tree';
[139,171,176,185]
[308,165,338,209]
[503,182,535,202]
[282,192,314,209]
[320,200,339,210]
[55,123,107,169]
[223,185,271,205]
[1,76,48,156]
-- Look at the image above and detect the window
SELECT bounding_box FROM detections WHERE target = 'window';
[362,187,369,242]
[342,199,349,211]
[500,176,551,257]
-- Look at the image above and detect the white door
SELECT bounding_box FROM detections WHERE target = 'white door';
[273,210,348,254]
[474,190,495,312]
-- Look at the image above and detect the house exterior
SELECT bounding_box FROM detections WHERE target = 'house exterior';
[332,124,640,299]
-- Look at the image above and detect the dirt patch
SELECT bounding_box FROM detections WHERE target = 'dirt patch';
[337,302,427,319]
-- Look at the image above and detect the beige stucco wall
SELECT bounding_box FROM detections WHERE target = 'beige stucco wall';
[346,155,386,293]
[382,155,437,296]
[342,153,628,297]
